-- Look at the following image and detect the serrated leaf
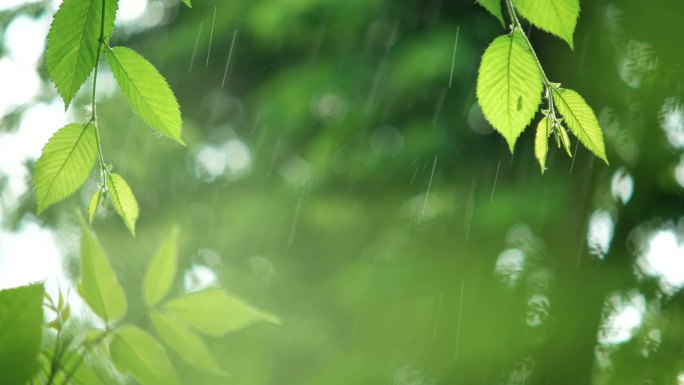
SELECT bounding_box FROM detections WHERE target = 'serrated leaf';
[110,325,180,385]
[162,288,280,337]
[46,0,119,108]
[181,0,192,7]
[477,0,505,27]
[150,311,225,375]
[558,124,573,156]
[144,227,180,308]
[88,189,101,223]
[476,29,543,152]
[534,116,550,173]
[78,226,127,323]
[34,123,97,214]
[106,173,139,236]
[106,46,184,144]
[552,88,608,163]
[0,284,43,385]
[512,0,579,49]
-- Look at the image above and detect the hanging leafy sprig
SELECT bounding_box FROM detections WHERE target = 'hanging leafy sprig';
[476,0,608,173]
[35,0,191,235]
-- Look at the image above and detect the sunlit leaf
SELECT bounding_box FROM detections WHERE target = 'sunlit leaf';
[0,284,43,385]
[78,226,127,323]
[476,29,543,152]
[558,124,573,156]
[552,88,608,163]
[162,288,280,337]
[46,0,119,108]
[534,116,550,173]
[150,311,225,375]
[181,0,192,7]
[106,46,184,144]
[513,0,579,49]
[106,173,139,236]
[477,0,505,27]
[144,227,180,308]
[34,123,97,214]
[110,325,180,385]
[88,189,101,223]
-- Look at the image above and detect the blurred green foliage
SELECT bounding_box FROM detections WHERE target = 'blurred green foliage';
[2,0,684,384]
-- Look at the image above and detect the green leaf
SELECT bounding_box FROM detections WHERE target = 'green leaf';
[162,288,280,337]
[476,29,543,152]
[144,227,180,308]
[34,123,97,214]
[110,325,180,385]
[181,0,192,7]
[150,311,225,375]
[106,46,184,144]
[46,0,119,108]
[477,0,505,27]
[88,188,101,223]
[106,173,139,236]
[534,116,550,173]
[78,226,128,323]
[0,284,44,385]
[558,124,573,156]
[512,0,579,49]
[552,88,608,163]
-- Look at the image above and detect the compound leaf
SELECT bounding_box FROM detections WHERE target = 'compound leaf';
[0,284,44,385]
[477,29,543,152]
[512,0,579,49]
[110,325,180,385]
[552,88,608,163]
[34,123,97,214]
[162,288,280,337]
[144,227,180,308]
[106,173,139,236]
[106,46,184,144]
[78,226,127,323]
[46,0,118,108]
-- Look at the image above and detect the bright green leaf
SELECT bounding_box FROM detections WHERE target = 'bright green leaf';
[512,0,579,49]
[110,325,180,385]
[88,189,101,223]
[558,124,573,156]
[162,288,280,337]
[150,311,225,375]
[106,173,139,236]
[0,284,43,385]
[46,0,119,108]
[552,88,608,163]
[144,227,180,308]
[476,29,543,152]
[106,46,184,144]
[477,0,505,27]
[34,123,97,214]
[181,0,192,7]
[534,116,550,173]
[78,226,128,323]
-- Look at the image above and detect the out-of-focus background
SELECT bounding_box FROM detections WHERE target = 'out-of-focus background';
[1,0,684,384]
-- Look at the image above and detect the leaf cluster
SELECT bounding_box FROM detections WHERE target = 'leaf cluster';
[476,0,608,172]
[36,0,191,234]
